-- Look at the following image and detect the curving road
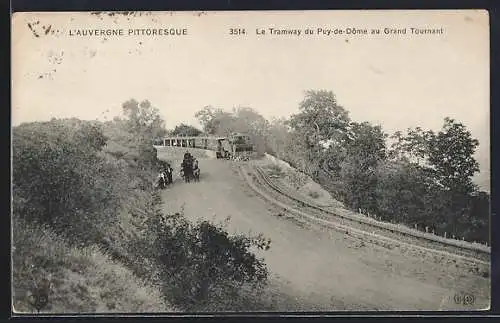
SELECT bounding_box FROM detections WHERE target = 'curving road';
[159,154,490,311]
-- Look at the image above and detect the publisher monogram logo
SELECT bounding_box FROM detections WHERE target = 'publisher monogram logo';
[454,293,475,306]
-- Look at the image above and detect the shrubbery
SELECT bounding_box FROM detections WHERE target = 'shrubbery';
[12,119,119,245]
[12,217,172,313]
[12,99,272,312]
[142,200,271,310]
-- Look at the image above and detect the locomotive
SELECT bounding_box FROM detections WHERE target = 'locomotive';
[216,132,254,159]
[228,132,253,153]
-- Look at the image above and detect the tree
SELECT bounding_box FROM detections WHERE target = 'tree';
[389,118,480,194]
[428,118,480,194]
[388,127,433,165]
[266,117,291,158]
[286,130,313,174]
[288,90,351,177]
[386,117,484,238]
[344,122,387,169]
[122,99,167,139]
[195,106,227,135]
[375,160,440,227]
[289,90,351,147]
[120,99,169,172]
[233,107,269,135]
[338,122,387,211]
[462,191,490,242]
[171,123,203,137]
[232,107,271,155]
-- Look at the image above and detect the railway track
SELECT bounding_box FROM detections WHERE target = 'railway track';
[240,163,490,267]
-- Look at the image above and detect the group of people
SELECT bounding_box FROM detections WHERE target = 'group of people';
[180,151,200,183]
[156,151,202,189]
[157,161,173,189]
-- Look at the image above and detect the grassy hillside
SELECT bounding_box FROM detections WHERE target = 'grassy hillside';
[12,110,272,313]
[12,118,176,313]
[12,218,173,313]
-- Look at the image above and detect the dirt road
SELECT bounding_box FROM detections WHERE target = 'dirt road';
[159,156,489,311]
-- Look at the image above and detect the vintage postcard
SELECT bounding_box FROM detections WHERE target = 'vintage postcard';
[11,10,490,314]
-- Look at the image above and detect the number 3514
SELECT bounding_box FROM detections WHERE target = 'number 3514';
[229,28,246,35]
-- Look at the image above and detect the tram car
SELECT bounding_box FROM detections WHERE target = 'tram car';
[228,133,252,152]
[228,132,254,159]
[214,133,253,159]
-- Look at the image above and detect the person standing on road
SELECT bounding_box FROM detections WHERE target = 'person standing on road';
[165,163,173,184]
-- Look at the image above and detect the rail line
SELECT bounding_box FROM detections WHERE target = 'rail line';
[317,160,490,253]
[240,163,490,266]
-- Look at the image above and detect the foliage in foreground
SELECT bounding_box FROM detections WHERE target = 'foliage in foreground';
[12,217,173,313]
[143,200,272,310]
[12,98,273,312]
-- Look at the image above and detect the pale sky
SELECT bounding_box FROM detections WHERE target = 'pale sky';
[12,10,490,189]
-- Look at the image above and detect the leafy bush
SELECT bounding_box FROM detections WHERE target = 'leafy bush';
[375,161,433,225]
[144,201,272,311]
[12,119,122,245]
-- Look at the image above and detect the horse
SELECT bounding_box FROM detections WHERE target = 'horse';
[181,159,194,183]
[192,159,200,182]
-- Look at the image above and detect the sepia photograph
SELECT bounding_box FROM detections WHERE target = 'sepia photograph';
[11,10,490,314]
